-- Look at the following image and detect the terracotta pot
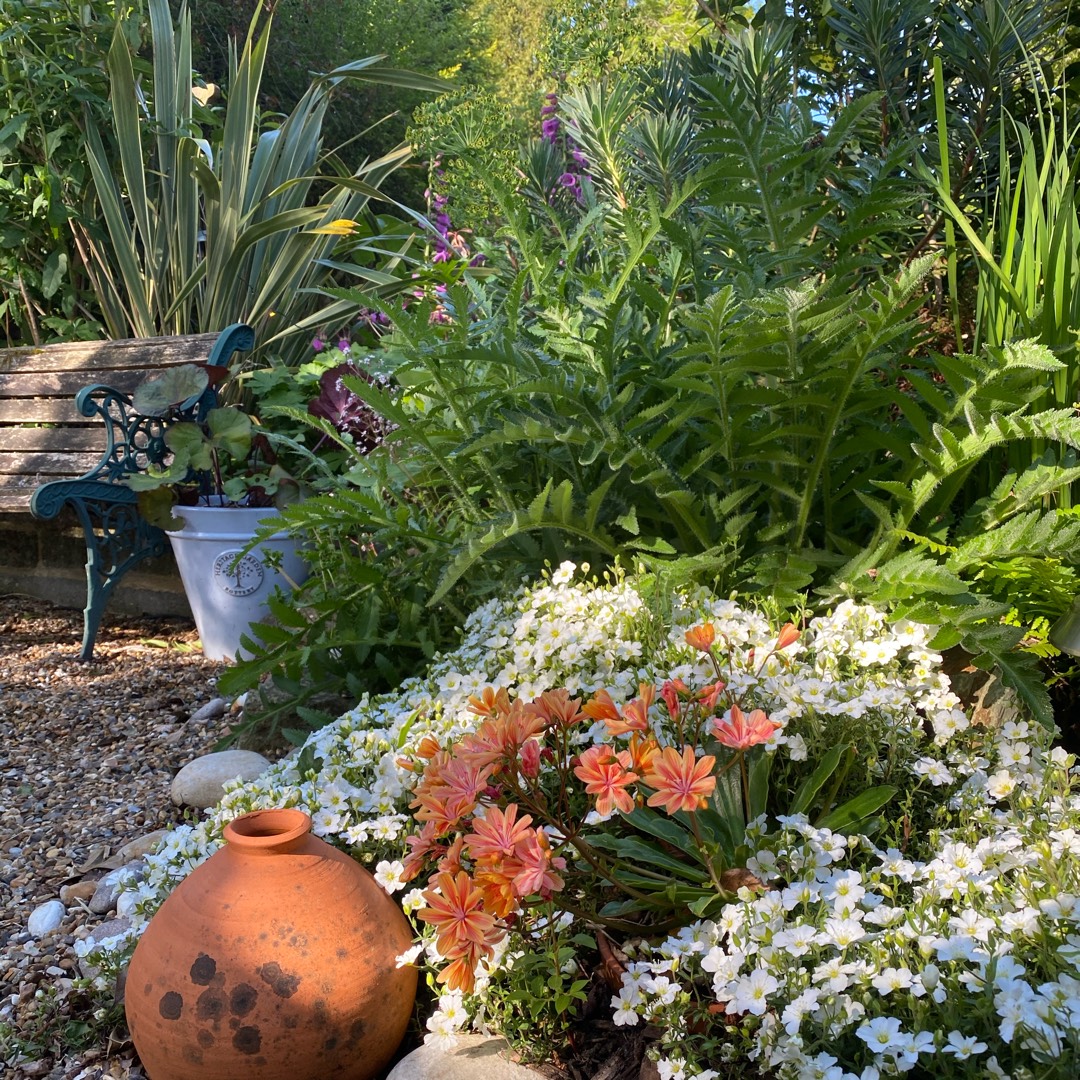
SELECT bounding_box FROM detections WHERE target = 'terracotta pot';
[125,808,417,1080]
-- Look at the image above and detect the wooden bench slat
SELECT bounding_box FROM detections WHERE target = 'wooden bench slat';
[0,371,149,398]
[0,333,219,375]
[0,400,85,424]
[0,451,104,476]
[0,487,35,511]
[0,428,110,453]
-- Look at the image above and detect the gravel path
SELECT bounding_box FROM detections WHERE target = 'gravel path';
[0,594,238,1078]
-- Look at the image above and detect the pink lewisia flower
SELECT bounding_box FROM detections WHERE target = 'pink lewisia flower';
[512,829,566,897]
[519,738,541,778]
[713,704,781,751]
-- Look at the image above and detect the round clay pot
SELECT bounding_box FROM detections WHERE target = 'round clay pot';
[125,808,417,1080]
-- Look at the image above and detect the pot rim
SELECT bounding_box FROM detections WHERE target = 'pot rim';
[223,808,311,854]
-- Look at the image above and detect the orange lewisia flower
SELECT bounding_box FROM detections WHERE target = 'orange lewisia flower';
[643,745,717,815]
[437,834,467,877]
[435,941,492,994]
[465,804,535,863]
[697,679,727,710]
[525,688,585,727]
[582,688,622,726]
[467,685,512,718]
[573,745,638,817]
[396,733,443,772]
[458,703,545,769]
[418,871,500,961]
[474,866,520,919]
[628,732,660,776]
[775,622,800,651]
[685,623,716,652]
[402,819,441,882]
[660,678,688,722]
[410,757,494,829]
[713,703,781,751]
[602,683,654,736]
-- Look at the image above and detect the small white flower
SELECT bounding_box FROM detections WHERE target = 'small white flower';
[855,1015,903,1051]
[373,859,406,893]
[985,770,1016,800]
[611,987,641,1027]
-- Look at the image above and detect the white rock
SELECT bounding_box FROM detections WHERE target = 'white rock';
[170,749,272,808]
[386,1036,538,1080]
[28,900,65,938]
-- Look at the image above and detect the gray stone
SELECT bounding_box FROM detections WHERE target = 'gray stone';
[27,900,65,938]
[113,829,168,864]
[386,1035,539,1080]
[170,749,271,808]
[89,861,146,915]
[75,916,133,981]
[190,697,227,725]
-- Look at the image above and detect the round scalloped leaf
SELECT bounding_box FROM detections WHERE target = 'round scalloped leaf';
[132,364,210,416]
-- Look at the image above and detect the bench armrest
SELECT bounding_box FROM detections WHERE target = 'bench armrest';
[67,323,257,487]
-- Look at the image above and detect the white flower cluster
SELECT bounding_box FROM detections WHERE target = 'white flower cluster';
[613,726,1080,1078]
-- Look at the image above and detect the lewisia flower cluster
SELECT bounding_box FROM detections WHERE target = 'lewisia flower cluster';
[72,563,1074,1076]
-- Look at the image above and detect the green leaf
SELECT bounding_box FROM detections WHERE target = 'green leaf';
[41,250,67,299]
[208,408,253,460]
[789,743,848,816]
[165,422,214,470]
[619,805,698,857]
[817,786,898,832]
[586,833,704,881]
[133,364,210,416]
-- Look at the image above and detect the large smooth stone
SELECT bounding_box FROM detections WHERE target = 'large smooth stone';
[28,900,65,938]
[169,749,271,808]
[387,1035,538,1080]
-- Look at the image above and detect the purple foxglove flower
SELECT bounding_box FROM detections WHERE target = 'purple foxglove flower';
[558,171,578,187]
[542,117,560,141]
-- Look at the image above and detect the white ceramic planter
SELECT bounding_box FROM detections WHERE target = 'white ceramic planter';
[167,503,309,661]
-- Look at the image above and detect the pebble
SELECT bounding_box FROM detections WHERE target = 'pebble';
[170,749,271,808]
[189,697,227,725]
[59,880,98,906]
[0,596,273,1074]
[27,900,65,938]
[114,829,168,863]
[386,1035,540,1080]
